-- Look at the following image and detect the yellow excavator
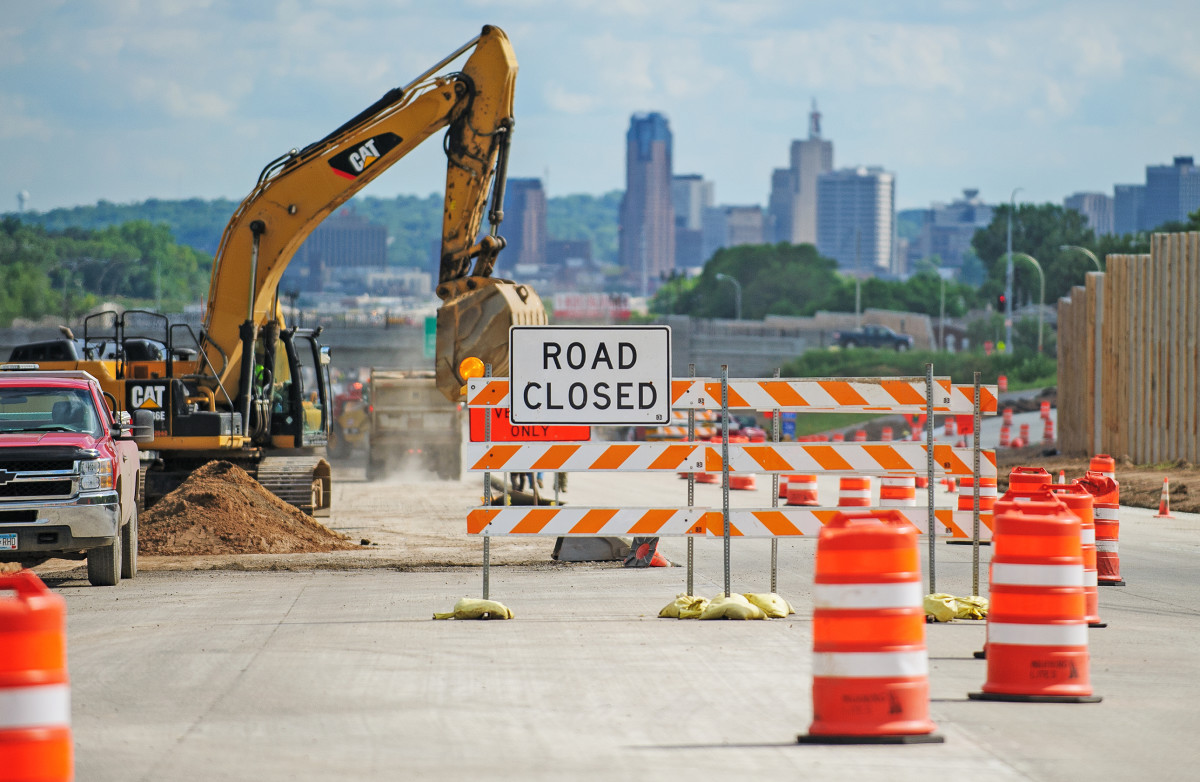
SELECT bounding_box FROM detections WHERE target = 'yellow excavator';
[9,25,545,513]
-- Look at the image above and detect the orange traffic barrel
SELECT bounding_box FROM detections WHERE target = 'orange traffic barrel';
[1040,400,1051,419]
[999,426,1011,447]
[798,511,942,744]
[1019,423,1030,443]
[853,430,867,442]
[957,476,998,511]
[879,476,916,507]
[944,418,956,436]
[1089,454,1116,481]
[777,474,789,499]
[1042,417,1055,445]
[1048,483,1103,627]
[786,475,820,507]
[969,499,1101,703]
[1004,466,1052,501]
[881,426,893,442]
[1002,407,1014,426]
[832,432,845,443]
[998,374,1008,392]
[837,477,872,507]
[727,434,756,490]
[1076,471,1124,586]
[913,475,929,489]
[0,570,73,782]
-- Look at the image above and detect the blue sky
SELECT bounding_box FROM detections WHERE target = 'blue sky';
[3,0,1198,213]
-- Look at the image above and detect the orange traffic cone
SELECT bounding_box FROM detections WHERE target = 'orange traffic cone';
[0,570,73,782]
[1154,477,1173,518]
[798,511,943,744]
[969,499,1101,703]
[1057,470,1066,484]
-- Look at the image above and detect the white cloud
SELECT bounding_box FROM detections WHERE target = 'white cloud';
[0,94,51,140]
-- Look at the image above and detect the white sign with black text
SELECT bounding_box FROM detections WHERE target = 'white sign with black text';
[508,325,671,425]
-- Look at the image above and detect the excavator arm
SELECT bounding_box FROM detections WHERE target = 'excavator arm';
[200,24,544,410]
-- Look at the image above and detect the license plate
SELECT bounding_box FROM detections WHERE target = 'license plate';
[0,533,16,551]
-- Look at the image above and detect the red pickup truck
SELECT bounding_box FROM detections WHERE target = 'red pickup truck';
[0,368,153,586]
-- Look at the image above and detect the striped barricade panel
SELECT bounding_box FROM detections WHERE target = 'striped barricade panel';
[466,442,706,472]
[703,443,997,478]
[468,507,707,536]
[468,378,998,415]
[695,508,995,539]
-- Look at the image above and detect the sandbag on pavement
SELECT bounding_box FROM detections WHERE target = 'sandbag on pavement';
[659,594,710,619]
[743,593,795,619]
[699,593,766,620]
[434,598,514,620]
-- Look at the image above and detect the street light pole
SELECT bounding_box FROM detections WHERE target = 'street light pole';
[715,273,742,320]
[1060,244,1102,273]
[1005,187,1023,354]
[1011,252,1044,354]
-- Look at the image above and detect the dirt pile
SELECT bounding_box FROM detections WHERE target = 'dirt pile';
[140,461,357,555]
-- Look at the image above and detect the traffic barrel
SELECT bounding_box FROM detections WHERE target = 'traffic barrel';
[786,475,820,507]
[798,510,942,744]
[0,570,73,782]
[1004,466,1053,501]
[881,426,893,442]
[1043,418,1055,446]
[998,374,1008,392]
[1002,407,1014,427]
[944,418,956,437]
[853,430,867,443]
[1047,483,1103,627]
[913,475,929,489]
[879,476,916,507]
[832,432,845,443]
[778,474,789,499]
[969,499,1100,703]
[957,476,998,512]
[999,426,1011,448]
[1089,454,1116,481]
[837,477,872,507]
[1076,471,1124,586]
[1040,400,1051,419]
[1019,423,1030,444]
[727,434,756,491]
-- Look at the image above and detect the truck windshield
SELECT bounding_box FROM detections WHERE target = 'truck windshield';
[0,387,102,437]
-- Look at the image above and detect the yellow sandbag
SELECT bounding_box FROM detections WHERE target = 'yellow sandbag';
[699,593,766,620]
[659,594,710,619]
[924,593,957,622]
[433,597,514,620]
[743,593,794,619]
[955,595,988,620]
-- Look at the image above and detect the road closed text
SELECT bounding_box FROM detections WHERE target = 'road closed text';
[509,326,671,425]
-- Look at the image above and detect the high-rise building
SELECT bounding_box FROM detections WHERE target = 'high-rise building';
[1143,156,1200,230]
[906,189,993,275]
[619,112,675,294]
[767,101,833,245]
[285,209,387,292]
[503,178,547,268]
[1114,184,1145,235]
[701,206,766,261]
[672,174,714,269]
[816,167,895,276]
[1063,192,1114,237]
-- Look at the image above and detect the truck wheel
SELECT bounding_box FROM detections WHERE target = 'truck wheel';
[120,507,138,580]
[87,536,121,587]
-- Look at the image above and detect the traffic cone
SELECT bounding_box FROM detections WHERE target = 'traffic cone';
[1057,470,1066,484]
[0,570,73,782]
[969,498,1101,703]
[798,511,943,744]
[625,537,663,568]
[1154,477,1174,518]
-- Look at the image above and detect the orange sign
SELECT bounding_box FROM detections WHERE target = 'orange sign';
[469,407,591,443]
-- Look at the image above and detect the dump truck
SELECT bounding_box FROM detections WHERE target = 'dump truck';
[367,370,463,481]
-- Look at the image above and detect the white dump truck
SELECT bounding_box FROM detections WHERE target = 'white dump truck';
[367,369,463,481]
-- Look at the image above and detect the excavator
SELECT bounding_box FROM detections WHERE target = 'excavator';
[9,25,545,513]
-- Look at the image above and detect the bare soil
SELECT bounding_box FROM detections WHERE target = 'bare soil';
[139,461,358,555]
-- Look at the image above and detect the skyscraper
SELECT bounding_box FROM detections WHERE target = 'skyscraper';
[767,101,834,245]
[1113,184,1145,235]
[816,167,896,276]
[503,178,547,268]
[671,174,713,269]
[1143,156,1200,230]
[1063,192,1114,237]
[619,113,675,294]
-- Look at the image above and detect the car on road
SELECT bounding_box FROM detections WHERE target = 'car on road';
[832,324,914,351]
[0,368,153,585]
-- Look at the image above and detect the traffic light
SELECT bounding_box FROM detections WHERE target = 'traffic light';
[996,293,1007,312]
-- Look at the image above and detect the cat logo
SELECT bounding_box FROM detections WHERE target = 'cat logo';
[328,132,402,180]
[130,384,164,410]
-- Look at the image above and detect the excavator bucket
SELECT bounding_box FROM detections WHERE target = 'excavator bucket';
[434,277,546,402]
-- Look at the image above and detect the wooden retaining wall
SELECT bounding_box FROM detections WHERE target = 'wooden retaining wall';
[1057,232,1200,462]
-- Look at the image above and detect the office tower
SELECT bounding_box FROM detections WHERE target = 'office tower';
[286,209,387,292]
[1143,156,1200,231]
[908,189,994,274]
[816,166,896,276]
[503,178,547,268]
[619,112,675,294]
[767,101,834,245]
[1113,184,1145,235]
[672,174,714,269]
[701,205,766,261]
[1063,192,1114,237]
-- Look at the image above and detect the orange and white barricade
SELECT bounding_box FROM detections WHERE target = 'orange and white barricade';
[798,511,942,744]
[0,570,73,782]
[970,498,1100,703]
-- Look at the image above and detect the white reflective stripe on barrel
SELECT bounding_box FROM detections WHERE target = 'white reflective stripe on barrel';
[813,581,923,609]
[1093,506,1119,521]
[812,650,929,678]
[1085,570,1098,586]
[0,685,71,730]
[991,562,1083,587]
[987,622,1088,646]
[1096,540,1119,553]
[839,491,872,499]
[1080,529,1096,544]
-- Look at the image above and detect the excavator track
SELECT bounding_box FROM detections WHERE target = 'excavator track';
[255,456,331,517]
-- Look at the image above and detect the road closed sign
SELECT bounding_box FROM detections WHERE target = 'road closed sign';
[509,325,671,425]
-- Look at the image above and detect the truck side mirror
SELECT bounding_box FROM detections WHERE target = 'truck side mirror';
[129,409,156,443]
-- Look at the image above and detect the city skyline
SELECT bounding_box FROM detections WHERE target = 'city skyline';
[3,2,1199,215]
